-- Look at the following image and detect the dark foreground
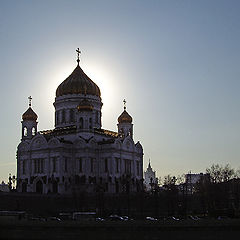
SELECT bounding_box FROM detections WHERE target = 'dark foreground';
[1,219,240,240]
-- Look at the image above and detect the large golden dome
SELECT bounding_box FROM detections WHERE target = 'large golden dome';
[22,107,38,121]
[56,65,101,97]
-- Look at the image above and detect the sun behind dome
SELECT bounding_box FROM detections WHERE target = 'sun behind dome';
[56,65,101,97]
[17,50,143,196]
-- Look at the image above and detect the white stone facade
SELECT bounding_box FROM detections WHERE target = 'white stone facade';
[17,62,143,194]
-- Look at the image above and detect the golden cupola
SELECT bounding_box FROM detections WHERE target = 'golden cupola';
[118,110,132,123]
[118,100,132,124]
[22,96,38,121]
[22,107,38,121]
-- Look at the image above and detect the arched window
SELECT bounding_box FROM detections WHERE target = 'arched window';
[56,111,59,125]
[52,181,58,193]
[22,160,26,174]
[89,118,92,129]
[105,158,108,172]
[79,117,83,129]
[36,180,43,194]
[95,111,98,123]
[55,111,58,125]
[70,109,75,122]
[22,182,27,193]
[32,127,36,136]
[23,127,28,137]
[120,128,124,137]
[62,109,66,123]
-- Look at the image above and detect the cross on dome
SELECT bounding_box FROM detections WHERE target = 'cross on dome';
[123,99,126,111]
[76,48,81,65]
[28,96,32,107]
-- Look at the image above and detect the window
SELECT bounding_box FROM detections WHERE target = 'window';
[128,129,132,137]
[70,109,75,122]
[95,111,98,123]
[62,109,66,123]
[56,111,58,125]
[34,159,37,173]
[79,158,82,172]
[124,159,131,174]
[52,157,57,173]
[34,159,44,173]
[40,159,44,173]
[79,117,83,129]
[119,128,124,137]
[137,162,140,176]
[89,118,92,129]
[115,181,119,193]
[90,158,94,172]
[64,157,68,172]
[23,127,27,137]
[105,183,108,192]
[104,158,108,172]
[115,158,119,173]
[57,111,60,124]
[32,127,36,136]
[22,160,25,174]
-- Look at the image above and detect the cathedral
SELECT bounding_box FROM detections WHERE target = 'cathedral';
[16,51,144,194]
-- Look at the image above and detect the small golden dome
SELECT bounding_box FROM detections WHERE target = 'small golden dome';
[56,65,101,97]
[118,110,132,123]
[77,99,93,112]
[22,107,38,121]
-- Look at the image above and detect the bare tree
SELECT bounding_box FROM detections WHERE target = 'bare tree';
[206,164,235,183]
[176,174,185,185]
[234,168,240,179]
[163,175,176,186]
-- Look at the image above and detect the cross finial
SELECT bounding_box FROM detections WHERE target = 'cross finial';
[123,99,126,111]
[76,48,81,65]
[28,96,32,107]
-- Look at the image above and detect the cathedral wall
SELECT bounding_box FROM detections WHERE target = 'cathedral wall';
[17,136,143,195]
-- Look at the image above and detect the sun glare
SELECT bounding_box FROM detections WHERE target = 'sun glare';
[83,62,120,109]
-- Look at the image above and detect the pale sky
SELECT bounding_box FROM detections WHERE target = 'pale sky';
[1,0,240,182]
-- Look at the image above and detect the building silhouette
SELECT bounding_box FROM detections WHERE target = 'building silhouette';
[17,51,143,194]
[144,160,157,191]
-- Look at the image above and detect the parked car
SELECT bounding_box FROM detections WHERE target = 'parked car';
[48,217,61,221]
[146,216,158,221]
[108,215,125,221]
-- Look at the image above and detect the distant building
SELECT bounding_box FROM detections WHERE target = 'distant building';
[16,51,144,194]
[184,172,210,194]
[144,160,157,191]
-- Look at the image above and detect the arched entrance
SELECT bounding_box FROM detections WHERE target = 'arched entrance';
[22,182,27,192]
[36,180,43,194]
[52,181,58,193]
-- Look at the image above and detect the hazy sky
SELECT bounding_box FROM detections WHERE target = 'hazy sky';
[1,0,240,182]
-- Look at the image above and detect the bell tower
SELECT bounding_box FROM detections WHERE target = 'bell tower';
[117,99,133,138]
[21,96,38,140]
